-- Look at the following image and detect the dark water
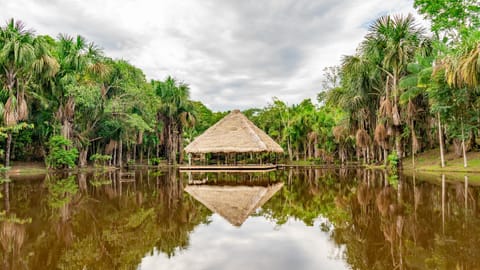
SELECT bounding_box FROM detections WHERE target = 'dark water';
[1,168,479,270]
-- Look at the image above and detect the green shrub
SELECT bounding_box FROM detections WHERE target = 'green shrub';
[148,157,162,165]
[46,136,79,169]
[387,151,399,170]
[90,153,112,167]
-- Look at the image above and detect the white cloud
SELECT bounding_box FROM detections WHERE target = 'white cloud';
[139,215,348,270]
[1,0,427,111]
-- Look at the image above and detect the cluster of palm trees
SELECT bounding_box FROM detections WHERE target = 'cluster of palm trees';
[324,14,480,167]
[246,98,340,162]
[1,12,478,168]
[0,19,197,167]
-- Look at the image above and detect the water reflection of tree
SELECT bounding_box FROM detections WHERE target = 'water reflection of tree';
[4,168,480,269]
[261,168,480,270]
[55,168,211,269]
[260,168,353,226]
[0,176,31,270]
[1,169,211,269]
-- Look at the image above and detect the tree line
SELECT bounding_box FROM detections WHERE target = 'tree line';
[247,1,480,168]
[1,1,479,168]
[0,18,227,168]
[321,0,480,168]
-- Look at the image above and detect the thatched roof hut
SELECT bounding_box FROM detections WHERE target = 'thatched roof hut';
[185,110,284,154]
[184,182,284,226]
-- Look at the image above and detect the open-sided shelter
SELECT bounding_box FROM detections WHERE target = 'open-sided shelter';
[184,110,283,166]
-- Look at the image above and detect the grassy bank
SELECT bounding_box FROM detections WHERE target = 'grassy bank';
[401,147,480,184]
[8,162,47,176]
[403,147,480,173]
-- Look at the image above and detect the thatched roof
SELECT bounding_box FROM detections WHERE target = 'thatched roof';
[185,110,284,154]
[184,182,284,226]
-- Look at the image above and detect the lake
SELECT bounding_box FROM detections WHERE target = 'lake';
[1,168,479,269]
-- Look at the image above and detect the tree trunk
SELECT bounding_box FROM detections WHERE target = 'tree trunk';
[3,182,10,213]
[4,133,12,167]
[395,127,403,168]
[469,130,477,150]
[79,147,88,167]
[133,144,137,164]
[112,144,117,167]
[117,138,123,167]
[303,142,307,161]
[411,124,415,169]
[287,140,293,161]
[437,113,445,168]
[461,117,468,168]
[78,172,87,192]
[383,147,388,166]
[307,141,312,159]
[62,119,72,141]
[126,143,131,164]
[178,126,184,164]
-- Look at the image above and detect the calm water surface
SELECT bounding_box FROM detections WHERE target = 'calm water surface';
[1,168,479,269]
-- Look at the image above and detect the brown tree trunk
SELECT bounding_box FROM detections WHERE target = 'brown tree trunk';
[79,147,88,167]
[383,147,388,166]
[395,127,403,168]
[112,144,117,167]
[117,138,123,167]
[78,172,87,192]
[438,113,445,168]
[62,119,72,141]
[304,142,307,161]
[3,182,10,213]
[461,117,467,168]
[178,126,184,164]
[126,143,131,164]
[140,144,144,164]
[287,140,293,161]
[4,133,12,167]
[133,144,137,164]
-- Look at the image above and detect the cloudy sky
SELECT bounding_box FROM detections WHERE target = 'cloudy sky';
[140,214,348,270]
[1,0,426,111]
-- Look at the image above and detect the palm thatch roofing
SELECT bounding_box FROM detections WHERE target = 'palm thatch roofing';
[184,182,284,226]
[185,110,284,154]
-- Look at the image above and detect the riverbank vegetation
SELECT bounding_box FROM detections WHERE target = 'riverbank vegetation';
[0,1,479,170]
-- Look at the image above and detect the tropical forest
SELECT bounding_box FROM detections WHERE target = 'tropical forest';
[1,3,480,171]
[1,0,480,269]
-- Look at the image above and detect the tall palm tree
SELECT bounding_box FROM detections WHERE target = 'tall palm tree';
[0,19,58,166]
[52,34,106,141]
[330,55,381,163]
[362,14,428,167]
[442,35,480,167]
[153,77,195,164]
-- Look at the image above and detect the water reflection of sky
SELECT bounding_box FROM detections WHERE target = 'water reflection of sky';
[139,214,348,270]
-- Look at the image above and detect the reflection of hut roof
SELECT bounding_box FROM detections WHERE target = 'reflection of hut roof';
[184,182,284,226]
[184,110,284,154]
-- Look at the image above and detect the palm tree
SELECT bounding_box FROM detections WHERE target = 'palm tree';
[153,77,195,164]
[399,59,433,168]
[442,36,480,167]
[330,55,381,164]
[52,34,105,141]
[0,19,58,166]
[362,14,428,167]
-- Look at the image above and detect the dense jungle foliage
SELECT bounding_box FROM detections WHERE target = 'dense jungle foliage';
[0,0,479,168]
